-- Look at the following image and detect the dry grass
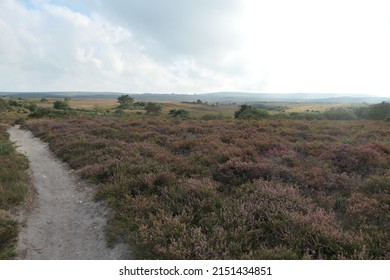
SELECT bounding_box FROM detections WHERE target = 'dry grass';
[38,98,117,110]
[36,97,370,119]
[0,124,29,259]
[279,102,366,113]
[68,99,117,109]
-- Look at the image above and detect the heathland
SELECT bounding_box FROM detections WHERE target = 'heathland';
[1,96,389,259]
[0,100,29,259]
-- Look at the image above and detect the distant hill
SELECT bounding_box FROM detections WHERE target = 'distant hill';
[1,91,389,103]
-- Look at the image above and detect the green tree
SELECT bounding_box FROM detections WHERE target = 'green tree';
[234,104,269,120]
[367,102,390,120]
[169,109,190,118]
[234,104,251,119]
[117,94,134,109]
[145,102,162,115]
[53,100,70,110]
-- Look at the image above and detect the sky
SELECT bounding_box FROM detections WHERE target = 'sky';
[1,0,390,96]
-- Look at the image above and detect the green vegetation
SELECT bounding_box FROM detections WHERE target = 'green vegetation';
[367,101,390,120]
[2,95,390,259]
[234,105,270,119]
[25,116,390,259]
[0,98,31,259]
[145,102,162,115]
[323,108,357,120]
[117,94,135,109]
[0,101,30,259]
[0,97,38,124]
[169,109,190,119]
[53,100,70,110]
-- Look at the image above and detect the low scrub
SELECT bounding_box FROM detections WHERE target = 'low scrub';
[25,117,390,259]
[0,125,29,259]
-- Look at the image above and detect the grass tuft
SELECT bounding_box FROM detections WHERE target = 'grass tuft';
[0,124,29,259]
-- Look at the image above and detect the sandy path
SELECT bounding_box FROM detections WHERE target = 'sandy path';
[7,125,131,260]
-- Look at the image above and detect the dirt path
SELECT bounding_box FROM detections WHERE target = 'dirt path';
[7,125,131,260]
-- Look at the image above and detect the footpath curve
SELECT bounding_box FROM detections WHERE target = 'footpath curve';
[8,125,130,260]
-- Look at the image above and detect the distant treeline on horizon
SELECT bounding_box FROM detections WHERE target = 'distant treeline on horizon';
[1,91,389,104]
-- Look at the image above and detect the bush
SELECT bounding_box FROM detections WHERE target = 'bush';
[0,220,18,259]
[0,99,8,111]
[0,125,29,259]
[29,108,76,118]
[323,108,357,120]
[53,100,70,110]
[145,103,162,115]
[169,109,190,118]
[234,105,269,120]
[28,103,38,112]
[117,94,135,109]
[360,175,390,194]
[213,158,300,187]
[323,144,383,175]
[354,106,369,119]
[367,102,390,120]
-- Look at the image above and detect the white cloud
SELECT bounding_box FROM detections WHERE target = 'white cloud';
[240,0,390,95]
[0,0,170,91]
[1,0,390,95]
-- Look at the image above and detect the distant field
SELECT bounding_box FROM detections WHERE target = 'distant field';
[159,102,237,119]
[36,98,239,119]
[35,97,371,119]
[277,102,368,113]
[69,98,118,109]
[38,98,117,110]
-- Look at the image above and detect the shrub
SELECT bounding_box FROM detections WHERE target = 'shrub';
[53,100,70,110]
[0,99,8,111]
[214,158,300,187]
[234,104,251,118]
[234,105,269,120]
[117,94,135,109]
[0,124,29,259]
[354,106,369,119]
[323,108,357,120]
[360,175,390,195]
[322,144,383,175]
[169,109,190,118]
[0,220,18,259]
[367,102,390,120]
[145,102,162,115]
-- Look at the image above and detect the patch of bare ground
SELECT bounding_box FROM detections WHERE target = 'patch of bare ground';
[8,125,132,260]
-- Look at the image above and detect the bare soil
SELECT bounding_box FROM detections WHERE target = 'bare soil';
[7,125,132,260]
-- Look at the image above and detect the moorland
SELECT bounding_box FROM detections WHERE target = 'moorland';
[0,95,389,259]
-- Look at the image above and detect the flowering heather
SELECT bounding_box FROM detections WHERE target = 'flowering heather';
[25,118,390,259]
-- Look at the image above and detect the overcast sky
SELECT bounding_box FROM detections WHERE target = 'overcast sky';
[1,0,390,96]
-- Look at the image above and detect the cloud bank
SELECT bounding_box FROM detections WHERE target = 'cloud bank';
[1,0,390,95]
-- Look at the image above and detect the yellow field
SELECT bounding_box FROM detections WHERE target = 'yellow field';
[275,102,367,113]
[158,101,237,118]
[39,98,117,109]
[35,97,370,119]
